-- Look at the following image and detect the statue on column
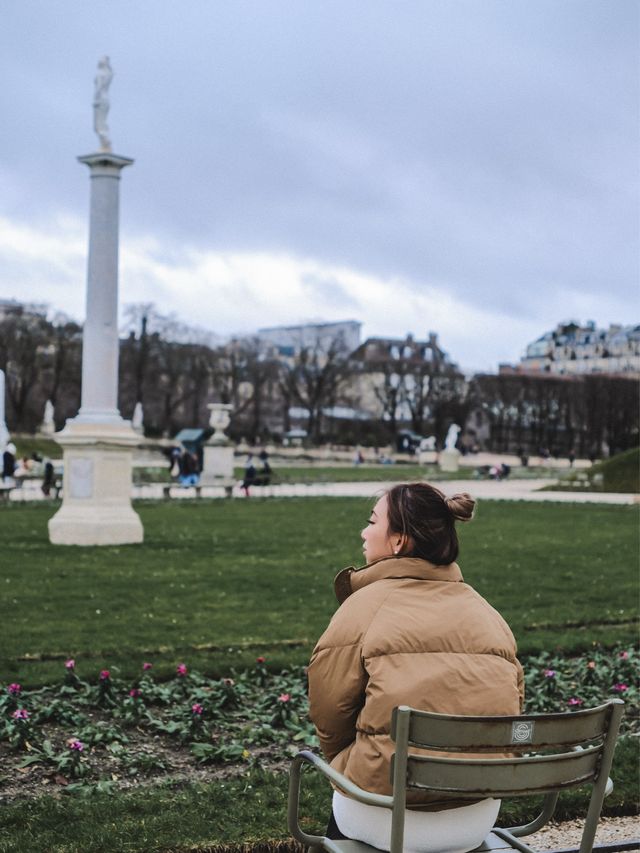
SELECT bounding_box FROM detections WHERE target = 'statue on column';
[93,56,113,152]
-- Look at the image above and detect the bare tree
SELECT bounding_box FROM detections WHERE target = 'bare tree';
[280,334,351,443]
[43,313,82,428]
[0,307,52,431]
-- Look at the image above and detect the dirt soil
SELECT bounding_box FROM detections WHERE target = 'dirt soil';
[0,730,289,804]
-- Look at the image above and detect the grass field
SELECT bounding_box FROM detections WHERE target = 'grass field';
[550,447,640,494]
[1,498,638,686]
[0,497,638,851]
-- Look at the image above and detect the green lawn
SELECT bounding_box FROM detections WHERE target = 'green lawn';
[1,498,638,686]
[0,498,638,851]
[548,447,640,494]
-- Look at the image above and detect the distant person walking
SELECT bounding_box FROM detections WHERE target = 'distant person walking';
[242,454,257,496]
[2,442,16,483]
[42,461,55,497]
[258,450,272,485]
[178,450,199,486]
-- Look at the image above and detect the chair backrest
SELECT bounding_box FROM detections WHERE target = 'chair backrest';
[387,701,624,853]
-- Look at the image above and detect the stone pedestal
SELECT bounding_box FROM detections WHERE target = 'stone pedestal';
[439,448,461,472]
[48,421,143,545]
[200,403,234,483]
[201,444,234,482]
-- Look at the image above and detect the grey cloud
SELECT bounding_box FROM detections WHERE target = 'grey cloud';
[1,0,637,335]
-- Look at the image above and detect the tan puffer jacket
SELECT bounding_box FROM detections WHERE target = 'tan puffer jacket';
[308,556,524,809]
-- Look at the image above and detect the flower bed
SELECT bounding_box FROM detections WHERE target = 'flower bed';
[1,647,637,802]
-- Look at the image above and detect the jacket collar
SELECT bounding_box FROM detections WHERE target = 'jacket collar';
[334,556,464,604]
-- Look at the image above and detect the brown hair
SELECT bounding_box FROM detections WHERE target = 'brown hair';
[385,482,475,565]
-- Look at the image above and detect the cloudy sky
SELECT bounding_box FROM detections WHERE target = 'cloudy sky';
[1,0,638,371]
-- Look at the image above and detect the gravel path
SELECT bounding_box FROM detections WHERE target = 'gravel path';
[523,815,639,850]
[125,478,637,504]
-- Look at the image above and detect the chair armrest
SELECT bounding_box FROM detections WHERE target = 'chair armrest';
[288,750,393,848]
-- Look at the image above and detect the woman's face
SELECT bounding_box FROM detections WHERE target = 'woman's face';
[361,495,398,563]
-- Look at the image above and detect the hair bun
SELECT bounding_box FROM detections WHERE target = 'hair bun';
[445,492,476,522]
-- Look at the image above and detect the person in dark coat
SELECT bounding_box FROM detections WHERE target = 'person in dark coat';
[2,443,16,482]
[242,454,257,496]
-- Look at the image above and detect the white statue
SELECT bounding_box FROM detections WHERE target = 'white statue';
[42,400,55,435]
[444,423,460,451]
[93,56,113,152]
[132,402,144,433]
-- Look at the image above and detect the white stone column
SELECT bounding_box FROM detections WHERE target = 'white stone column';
[76,153,133,423]
[48,151,143,546]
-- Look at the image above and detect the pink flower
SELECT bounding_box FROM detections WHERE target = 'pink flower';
[612,683,628,693]
[12,709,29,720]
[65,659,75,670]
[7,683,21,695]
[68,739,84,752]
[222,678,235,687]
[278,693,291,703]
[256,656,266,664]
[543,669,556,678]
[191,703,204,715]
[142,662,153,671]
[176,663,188,677]
[568,697,584,707]
[99,670,110,681]
[619,651,629,660]
[129,688,141,698]
[587,661,596,670]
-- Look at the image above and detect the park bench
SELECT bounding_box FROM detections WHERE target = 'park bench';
[288,699,624,853]
[158,481,235,499]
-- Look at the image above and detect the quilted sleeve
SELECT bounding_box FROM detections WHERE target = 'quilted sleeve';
[307,640,368,761]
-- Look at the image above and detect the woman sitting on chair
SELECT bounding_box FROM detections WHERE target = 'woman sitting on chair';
[308,482,524,853]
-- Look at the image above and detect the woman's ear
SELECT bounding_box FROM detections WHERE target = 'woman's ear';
[392,533,407,554]
[393,534,413,555]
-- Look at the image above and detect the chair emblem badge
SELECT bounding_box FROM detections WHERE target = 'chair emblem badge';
[511,721,535,743]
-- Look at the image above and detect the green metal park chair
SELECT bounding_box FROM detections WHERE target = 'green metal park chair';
[288,699,624,853]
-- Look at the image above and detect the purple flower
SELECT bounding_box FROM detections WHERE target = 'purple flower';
[129,688,141,698]
[543,669,556,678]
[191,703,204,715]
[568,697,584,707]
[11,709,29,720]
[142,662,153,671]
[176,663,188,677]
[99,669,110,681]
[69,739,84,752]
[612,683,628,693]
[65,659,75,670]
[619,651,629,660]
[7,683,21,695]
